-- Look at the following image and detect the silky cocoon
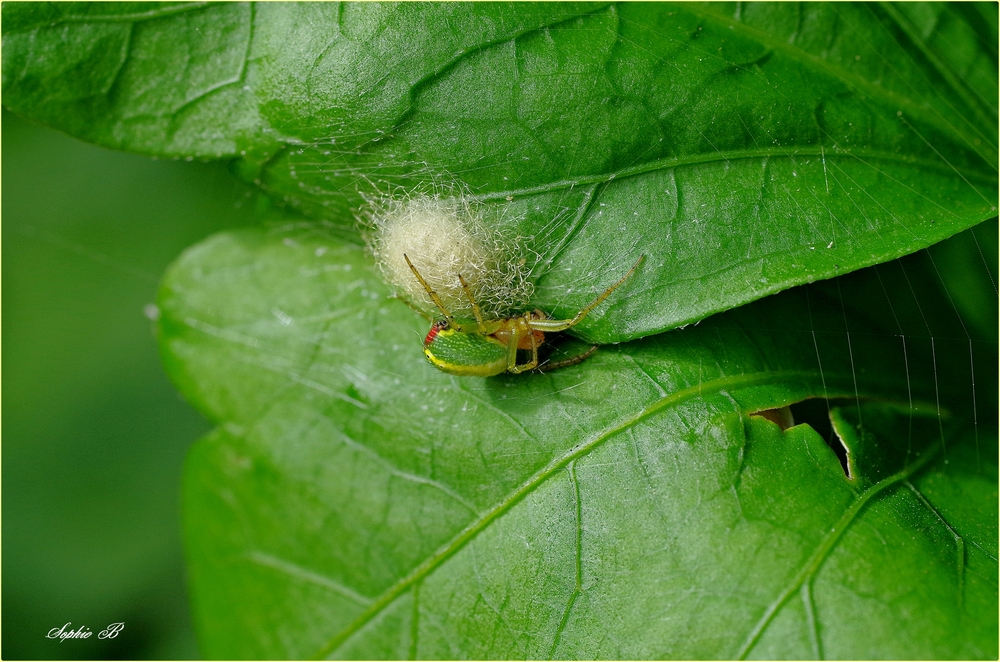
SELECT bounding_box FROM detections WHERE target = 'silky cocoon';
[365,191,532,318]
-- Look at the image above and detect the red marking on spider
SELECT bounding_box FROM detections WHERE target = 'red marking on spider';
[424,324,442,346]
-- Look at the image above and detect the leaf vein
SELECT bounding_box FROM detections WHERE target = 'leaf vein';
[50,2,212,24]
[735,444,942,659]
[905,479,965,607]
[333,429,479,516]
[246,550,373,607]
[314,369,823,659]
[468,148,996,204]
[878,2,997,131]
[689,3,996,166]
[548,462,583,659]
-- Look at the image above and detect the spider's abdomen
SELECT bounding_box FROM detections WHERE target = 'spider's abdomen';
[423,326,508,377]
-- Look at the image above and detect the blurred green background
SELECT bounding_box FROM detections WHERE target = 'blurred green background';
[2,109,260,659]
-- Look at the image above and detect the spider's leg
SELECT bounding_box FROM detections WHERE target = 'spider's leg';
[457,273,487,333]
[538,345,598,372]
[404,254,454,323]
[529,255,644,332]
[510,324,540,374]
[503,325,522,373]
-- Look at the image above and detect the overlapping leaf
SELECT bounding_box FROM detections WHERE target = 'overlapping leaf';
[161,227,996,658]
[4,2,997,338]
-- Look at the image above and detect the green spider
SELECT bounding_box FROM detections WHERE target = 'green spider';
[403,254,644,376]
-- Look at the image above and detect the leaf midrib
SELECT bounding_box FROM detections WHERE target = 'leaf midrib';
[468,146,997,205]
[312,368,830,659]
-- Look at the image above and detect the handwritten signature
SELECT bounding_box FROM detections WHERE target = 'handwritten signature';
[47,622,124,642]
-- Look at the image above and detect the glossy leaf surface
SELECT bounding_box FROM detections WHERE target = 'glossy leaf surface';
[160,227,996,659]
[4,2,998,339]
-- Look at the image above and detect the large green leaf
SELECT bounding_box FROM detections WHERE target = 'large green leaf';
[160,226,996,659]
[4,2,997,338]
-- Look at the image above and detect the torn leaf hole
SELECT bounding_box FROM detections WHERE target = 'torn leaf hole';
[752,406,795,430]
[789,398,852,479]
[751,399,853,479]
